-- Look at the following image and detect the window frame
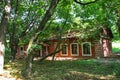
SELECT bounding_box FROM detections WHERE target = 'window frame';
[70,43,79,56]
[60,44,68,56]
[43,46,48,55]
[82,42,92,56]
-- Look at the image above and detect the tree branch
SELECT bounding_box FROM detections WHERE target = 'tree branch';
[26,0,60,55]
[40,49,62,61]
[29,0,60,45]
[19,16,38,38]
[74,0,98,5]
[37,0,60,31]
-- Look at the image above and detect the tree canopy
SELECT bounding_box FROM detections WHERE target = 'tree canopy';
[0,0,120,77]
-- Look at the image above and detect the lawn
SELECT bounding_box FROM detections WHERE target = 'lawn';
[4,58,120,80]
[112,41,120,53]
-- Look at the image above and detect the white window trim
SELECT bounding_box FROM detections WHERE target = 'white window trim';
[40,49,43,57]
[82,42,92,56]
[61,44,68,56]
[70,43,79,56]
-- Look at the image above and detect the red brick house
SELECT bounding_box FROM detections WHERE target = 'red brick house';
[16,27,113,60]
[42,38,96,60]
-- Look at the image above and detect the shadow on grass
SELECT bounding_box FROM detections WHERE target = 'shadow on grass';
[61,71,114,80]
[4,59,120,80]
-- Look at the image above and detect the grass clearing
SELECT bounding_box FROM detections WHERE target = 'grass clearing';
[4,58,120,80]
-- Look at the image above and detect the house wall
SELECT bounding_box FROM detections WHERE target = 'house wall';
[46,38,96,59]
[16,37,112,59]
[16,45,27,58]
[94,38,112,58]
[94,40,104,57]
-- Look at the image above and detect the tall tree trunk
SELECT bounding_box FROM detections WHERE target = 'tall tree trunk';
[10,37,19,61]
[10,43,18,61]
[24,52,33,78]
[24,0,60,78]
[9,0,19,61]
[0,0,11,74]
[0,28,5,74]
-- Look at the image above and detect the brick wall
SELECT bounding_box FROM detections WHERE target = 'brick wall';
[94,40,104,57]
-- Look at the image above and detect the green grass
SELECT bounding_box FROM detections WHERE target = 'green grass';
[112,41,120,53]
[4,59,120,80]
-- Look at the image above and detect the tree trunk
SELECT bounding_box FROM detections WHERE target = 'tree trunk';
[24,53,33,78]
[0,29,5,74]
[10,38,19,61]
[23,35,34,78]
[52,53,56,61]
[24,0,60,77]
[0,0,11,74]
[10,44,18,61]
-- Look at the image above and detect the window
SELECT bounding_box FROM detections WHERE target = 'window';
[61,44,68,56]
[20,46,24,54]
[42,46,48,56]
[71,43,79,56]
[82,42,92,56]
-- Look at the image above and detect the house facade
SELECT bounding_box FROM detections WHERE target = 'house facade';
[41,38,96,60]
[16,27,113,60]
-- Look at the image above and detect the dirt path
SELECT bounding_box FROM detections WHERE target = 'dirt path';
[0,76,16,80]
[0,71,16,80]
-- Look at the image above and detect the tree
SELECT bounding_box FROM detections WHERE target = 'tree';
[7,0,49,61]
[74,0,120,38]
[0,0,11,74]
[1,0,119,77]
[24,0,104,78]
[24,0,61,78]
